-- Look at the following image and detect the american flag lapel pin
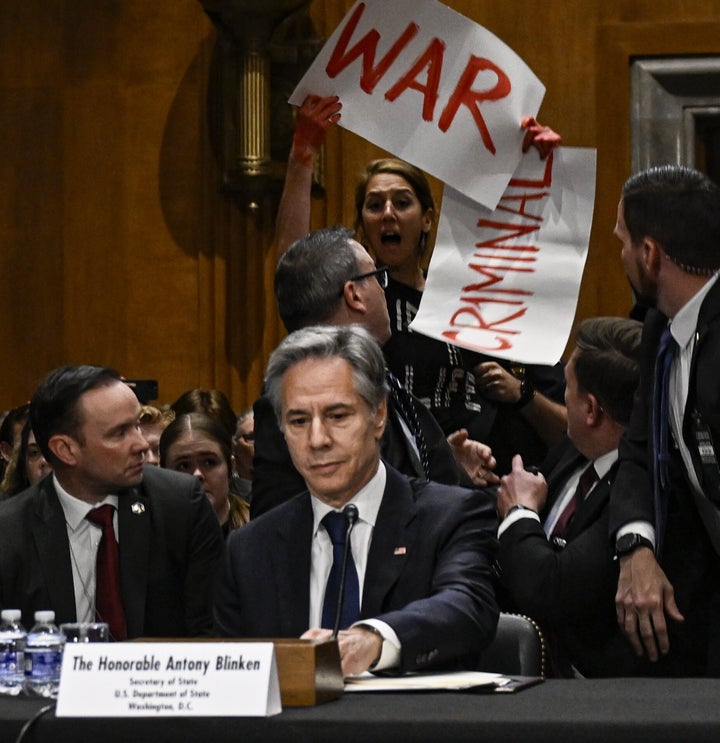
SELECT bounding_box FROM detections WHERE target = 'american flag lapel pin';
[394,546,406,555]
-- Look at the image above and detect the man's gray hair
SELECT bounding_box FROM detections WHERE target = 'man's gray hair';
[275,226,360,333]
[265,325,389,426]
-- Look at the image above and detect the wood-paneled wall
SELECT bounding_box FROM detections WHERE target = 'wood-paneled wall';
[3,0,720,412]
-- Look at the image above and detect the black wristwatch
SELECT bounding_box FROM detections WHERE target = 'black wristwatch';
[516,376,536,407]
[614,533,654,560]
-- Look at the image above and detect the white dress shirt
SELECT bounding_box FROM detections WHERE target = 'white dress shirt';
[54,474,119,623]
[309,462,401,670]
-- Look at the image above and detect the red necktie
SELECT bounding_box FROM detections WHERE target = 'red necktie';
[552,464,598,538]
[86,505,127,641]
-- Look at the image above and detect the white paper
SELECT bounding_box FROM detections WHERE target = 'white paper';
[344,670,508,692]
[410,147,597,365]
[290,0,545,209]
[55,642,281,717]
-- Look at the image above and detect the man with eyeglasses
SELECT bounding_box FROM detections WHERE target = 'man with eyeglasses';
[251,225,498,518]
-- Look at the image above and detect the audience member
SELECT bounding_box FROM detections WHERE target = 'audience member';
[252,225,498,518]
[0,420,51,497]
[171,388,237,440]
[138,404,175,466]
[0,403,29,481]
[233,408,254,501]
[215,325,499,676]
[609,165,720,676]
[496,317,643,676]
[160,412,249,538]
[0,365,223,638]
[274,94,567,474]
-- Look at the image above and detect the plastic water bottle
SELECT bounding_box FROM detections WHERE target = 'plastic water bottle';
[24,611,65,698]
[0,610,26,695]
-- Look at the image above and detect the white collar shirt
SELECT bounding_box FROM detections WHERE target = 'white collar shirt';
[54,474,119,623]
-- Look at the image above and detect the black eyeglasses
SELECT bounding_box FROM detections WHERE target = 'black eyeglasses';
[338,266,390,297]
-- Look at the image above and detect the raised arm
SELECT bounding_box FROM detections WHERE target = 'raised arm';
[275,95,342,258]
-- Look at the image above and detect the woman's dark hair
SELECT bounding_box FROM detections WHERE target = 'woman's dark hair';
[170,389,237,440]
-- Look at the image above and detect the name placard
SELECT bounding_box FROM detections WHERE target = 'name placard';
[55,642,281,717]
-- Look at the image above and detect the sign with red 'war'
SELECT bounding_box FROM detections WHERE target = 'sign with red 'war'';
[410,148,597,365]
[289,0,545,209]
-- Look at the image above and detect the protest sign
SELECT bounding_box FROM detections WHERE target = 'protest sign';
[410,148,597,365]
[290,0,545,209]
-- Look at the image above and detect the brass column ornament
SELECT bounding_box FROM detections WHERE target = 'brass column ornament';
[199,0,314,209]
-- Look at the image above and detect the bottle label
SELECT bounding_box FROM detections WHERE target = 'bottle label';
[0,650,22,676]
[25,649,63,680]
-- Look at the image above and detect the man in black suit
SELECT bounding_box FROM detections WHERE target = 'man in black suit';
[0,365,223,638]
[215,325,499,676]
[251,225,497,518]
[496,317,643,676]
[610,165,720,676]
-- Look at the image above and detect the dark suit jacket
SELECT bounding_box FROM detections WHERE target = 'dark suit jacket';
[0,465,223,637]
[498,439,640,677]
[606,287,720,676]
[250,387,469,519]
[610,287,720,537]
[215,464,499,673]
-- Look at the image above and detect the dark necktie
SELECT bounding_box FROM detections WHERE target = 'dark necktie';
[321,510,360,631]
[652,327,677,554]
[552,464,598,538]
[388,373,430,479]
[86,505,127,641]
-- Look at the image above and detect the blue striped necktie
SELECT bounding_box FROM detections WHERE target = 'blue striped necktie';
[652,327,677,554]
[321,511,360,631]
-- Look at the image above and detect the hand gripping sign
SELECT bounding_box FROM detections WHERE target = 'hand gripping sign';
[290,0,545,210]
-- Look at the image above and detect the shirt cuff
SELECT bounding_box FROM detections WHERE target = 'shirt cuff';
[498,508,541,537]
[352,618,401,671]
[616,520,656,549]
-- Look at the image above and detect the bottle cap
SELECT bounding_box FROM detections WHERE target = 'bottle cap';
[0,609,21,622]
[34,610,55,623]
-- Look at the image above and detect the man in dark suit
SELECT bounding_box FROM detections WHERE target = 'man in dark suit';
[496,317,643,676]
[215,325,499,676]
[0,365,223,639]
[251,225,497,518]
[609,165,720,676]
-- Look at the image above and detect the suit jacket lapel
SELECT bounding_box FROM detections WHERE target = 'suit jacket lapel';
[31,479,77,621]
[361,465,415,617]
[684,281,720,438]
[565,477,611,540]
[543,444,587,516]
[118,486,151,637]
[275,495,313,636]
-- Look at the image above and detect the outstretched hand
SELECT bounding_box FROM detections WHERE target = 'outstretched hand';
[521,116,562,160]
[292,95,342,165]
[447,429,499,487]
